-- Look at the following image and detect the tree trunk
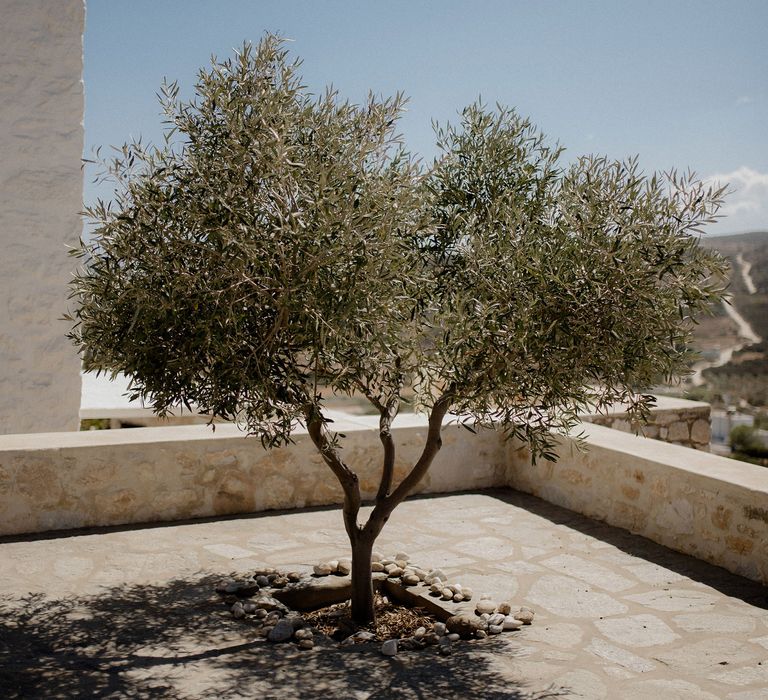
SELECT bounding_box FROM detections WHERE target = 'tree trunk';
[305,392,453,627]
[350,532,375,625]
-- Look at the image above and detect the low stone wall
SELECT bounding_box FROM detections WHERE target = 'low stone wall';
[506,423,768,585]
[0,413,506,536]
[583,396,711,450]
[4,398,766,588]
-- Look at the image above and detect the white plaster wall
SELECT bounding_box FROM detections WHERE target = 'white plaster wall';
[0,0,85,433]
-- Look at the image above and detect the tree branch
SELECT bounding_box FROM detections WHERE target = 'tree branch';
[350,376,401,503]
[364,390,454,538]
[375,398,399,502]
[305,407,362,540]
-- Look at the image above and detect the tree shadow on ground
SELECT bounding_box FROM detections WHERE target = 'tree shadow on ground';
[485,488,768,609]
[0,574,568,700]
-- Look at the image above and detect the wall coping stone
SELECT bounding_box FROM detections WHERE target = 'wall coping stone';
[581,394,711,417]
[574,422,768,495]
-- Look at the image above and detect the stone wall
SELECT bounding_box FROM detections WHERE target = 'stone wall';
[506,423,768,585]
[0,0,84,434]
[584,396,711,451]
[3,400,767,587]
[0,414,507,536]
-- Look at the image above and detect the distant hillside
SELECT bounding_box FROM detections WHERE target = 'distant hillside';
[705,230,768,247]
[701,231,768,338]
[692,231,768,407]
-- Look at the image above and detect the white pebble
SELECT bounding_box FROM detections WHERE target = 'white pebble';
[336,559,351,575]
[381,639,398,656]
[476,600,497,615]
[488,613,505,626]
[515,609,535,624]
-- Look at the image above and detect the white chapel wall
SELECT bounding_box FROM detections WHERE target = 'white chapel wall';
[0,0,85,434]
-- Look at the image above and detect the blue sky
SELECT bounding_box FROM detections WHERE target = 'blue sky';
[85,0,768,234]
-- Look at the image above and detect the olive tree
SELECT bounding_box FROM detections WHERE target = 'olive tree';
[68,35,726,625]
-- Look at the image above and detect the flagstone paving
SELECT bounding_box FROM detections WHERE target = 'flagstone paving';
[1,489,767,698]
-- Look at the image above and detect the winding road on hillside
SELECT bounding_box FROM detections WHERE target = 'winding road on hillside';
[736,252,758,294]
[690,254,761,385]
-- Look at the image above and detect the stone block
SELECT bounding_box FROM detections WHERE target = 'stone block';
[613,501,648,532]
[656,499,694,536]
[690,419,710,445]
[711,505,733,531]
[611,419,632,433]
[620,484,640,501]
[726,536,755,556]
[666,421,690,443]
[641,425,659,439]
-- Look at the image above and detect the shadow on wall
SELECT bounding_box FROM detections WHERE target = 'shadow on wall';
[0,574,567,699]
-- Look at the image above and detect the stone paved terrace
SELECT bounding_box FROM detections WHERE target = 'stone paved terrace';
[2,490,768,699]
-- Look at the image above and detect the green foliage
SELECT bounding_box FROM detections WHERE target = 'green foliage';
[730,424,768,459]
[79,418,111,431]
[68,34,728,461]
[70,37,424,448]
[684,385,721,404]
[422,104,727,456]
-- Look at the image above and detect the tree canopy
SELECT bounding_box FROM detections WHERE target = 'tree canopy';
[68,34,727,623]
[69,35,726,460]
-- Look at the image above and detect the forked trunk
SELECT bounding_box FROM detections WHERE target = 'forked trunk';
[350,533,375,625]
[306,392,453,627]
